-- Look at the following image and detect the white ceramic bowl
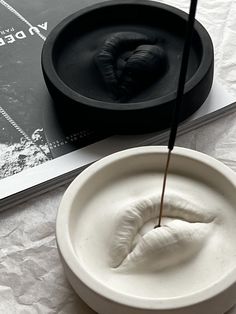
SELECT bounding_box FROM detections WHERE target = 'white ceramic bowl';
[56,146,236,314]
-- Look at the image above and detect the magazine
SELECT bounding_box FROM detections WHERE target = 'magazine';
[0,0,235,210]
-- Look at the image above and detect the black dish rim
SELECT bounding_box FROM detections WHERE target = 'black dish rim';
[41,0,214,113]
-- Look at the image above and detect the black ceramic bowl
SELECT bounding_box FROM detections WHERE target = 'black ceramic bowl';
[41,0,214,133]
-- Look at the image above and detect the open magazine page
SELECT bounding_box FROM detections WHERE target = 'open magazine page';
[0,0,110,177]
[0,0,236,210]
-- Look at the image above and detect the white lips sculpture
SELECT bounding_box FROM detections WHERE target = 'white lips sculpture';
[56,146,236,314]
[110,193,215,272]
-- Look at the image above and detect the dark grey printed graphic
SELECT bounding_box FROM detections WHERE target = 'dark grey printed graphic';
[0,0,108,179]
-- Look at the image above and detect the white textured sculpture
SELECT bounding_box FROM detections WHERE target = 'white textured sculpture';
[110,192,215,272]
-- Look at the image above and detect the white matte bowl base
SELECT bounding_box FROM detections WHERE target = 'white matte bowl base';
[56,146,236,314]
[60,257,236,314]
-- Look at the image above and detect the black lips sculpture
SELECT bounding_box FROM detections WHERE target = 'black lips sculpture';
[95,32,167,102]
[41,0,214,133]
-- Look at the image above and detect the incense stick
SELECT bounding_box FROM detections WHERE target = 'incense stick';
[155,0,198,228]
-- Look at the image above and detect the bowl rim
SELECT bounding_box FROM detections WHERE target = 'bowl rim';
[42,0,214,111]
[56,146,236,310]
